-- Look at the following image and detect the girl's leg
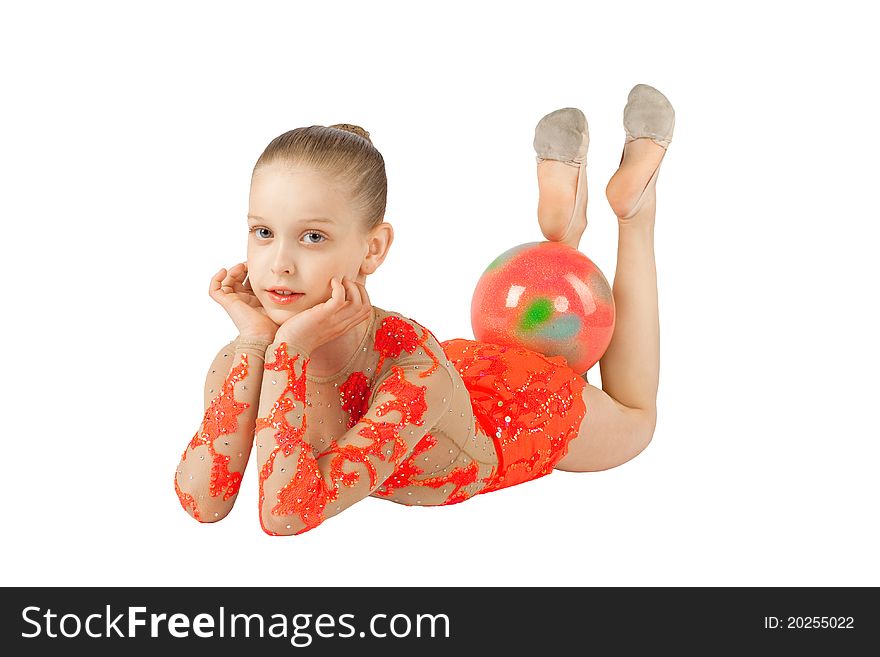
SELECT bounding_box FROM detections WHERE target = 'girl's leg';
[553,137,663,472]
[537,160,586,250]
[599,137,662,413]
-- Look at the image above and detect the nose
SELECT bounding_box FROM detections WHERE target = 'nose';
[269,241,297,277]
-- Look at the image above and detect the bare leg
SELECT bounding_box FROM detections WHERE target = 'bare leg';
[601,138,662,413]
[553,137,663,471]
[537,160,587,249]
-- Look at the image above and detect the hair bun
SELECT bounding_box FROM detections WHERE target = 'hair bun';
[330,123,372,144]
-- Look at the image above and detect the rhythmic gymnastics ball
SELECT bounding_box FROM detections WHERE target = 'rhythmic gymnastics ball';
[471,241,615,375]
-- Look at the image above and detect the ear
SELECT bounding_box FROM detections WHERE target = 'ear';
[360,222,394,275]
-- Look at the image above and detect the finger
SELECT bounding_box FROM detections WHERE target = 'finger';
[323,277,336,308]
[209,268,230,304]
[229,264,250,292]
[344,279,367,317]
[230,262,247,280]
[341,277,358,308]
[349,278,366,308]
[222,263,244,287]
[331,276,345,306]
[344,281,371,327]
[209,268,225,293]
[346,278,363,315]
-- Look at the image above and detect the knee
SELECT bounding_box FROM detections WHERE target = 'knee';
[558,405,657,473]
[614,407,656,468]
[640,406,658,438]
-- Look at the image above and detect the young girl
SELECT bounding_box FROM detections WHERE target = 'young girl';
[174,83,673,536]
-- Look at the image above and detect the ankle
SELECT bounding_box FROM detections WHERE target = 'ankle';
[607,163,660,221]
[617,212,656,234]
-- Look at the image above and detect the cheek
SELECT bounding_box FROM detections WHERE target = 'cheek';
[245,252,269,283]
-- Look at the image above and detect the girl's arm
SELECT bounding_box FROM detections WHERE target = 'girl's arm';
[174,335,273,522]
[256,334,453,536]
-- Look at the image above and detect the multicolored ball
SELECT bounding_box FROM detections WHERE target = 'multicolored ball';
[470,241,615,375]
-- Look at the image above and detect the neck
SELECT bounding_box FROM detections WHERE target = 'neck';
[306,309,373,377]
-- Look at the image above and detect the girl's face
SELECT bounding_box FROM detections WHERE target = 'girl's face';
[247,162,371,325]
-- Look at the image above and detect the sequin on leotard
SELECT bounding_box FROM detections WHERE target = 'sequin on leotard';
[179,307,588,533]
[257,342,436,535]
[174,478,202,521]
[339,370,371,428]
[175,353,251,520]
[440,338,587,493]
[374,315,440,379]
[374,431,483,505]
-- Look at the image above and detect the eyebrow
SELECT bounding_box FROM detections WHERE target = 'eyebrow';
[247,215,335,224]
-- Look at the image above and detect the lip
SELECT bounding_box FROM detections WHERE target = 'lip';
[266,289,304,304]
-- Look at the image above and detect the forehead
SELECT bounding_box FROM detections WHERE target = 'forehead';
[249,164,352,223]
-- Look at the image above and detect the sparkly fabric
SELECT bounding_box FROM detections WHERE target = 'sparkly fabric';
[440,338,587,493]
[375,436,482,506]
[255,311,460,535]
[339,371,371,429]
[373,315,441,379]
[174,478,202,521]
[175,351,253,521]
[179,306,588,534]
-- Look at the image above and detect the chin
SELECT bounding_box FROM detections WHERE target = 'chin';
[267,309,298,324]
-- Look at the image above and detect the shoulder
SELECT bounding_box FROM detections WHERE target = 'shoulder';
[366,309,455,413]
[371,307,446,363]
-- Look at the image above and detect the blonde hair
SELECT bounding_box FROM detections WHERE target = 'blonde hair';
[253,123,387,232]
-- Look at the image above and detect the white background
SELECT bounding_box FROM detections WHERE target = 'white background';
[2,0,877,587]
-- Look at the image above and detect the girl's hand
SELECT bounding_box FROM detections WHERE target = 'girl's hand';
[275,276,372,354]
[209,262,280,342]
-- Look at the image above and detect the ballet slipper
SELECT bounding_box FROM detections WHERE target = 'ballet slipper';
[533,107,589,242]
[611,83,675,221]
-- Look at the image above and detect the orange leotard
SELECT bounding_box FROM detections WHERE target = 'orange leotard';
[440,338,587,494]
[175,306,586,534]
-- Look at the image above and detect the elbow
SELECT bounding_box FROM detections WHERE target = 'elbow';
[177,499,233,524]
[260,507,283,535]
[198,503,233,523]
[179,506,206,523]
[260,508,321,536]
[260,513,300,536]
[259,472,335,536]
[195,490,238,522]
[174,477,234,523]
[175,476,207,522]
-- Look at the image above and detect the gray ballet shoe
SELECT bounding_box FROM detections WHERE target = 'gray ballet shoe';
[623,83,675,149]
[533,107,589,242]
[615,84,675,220]
[534,107,590,166]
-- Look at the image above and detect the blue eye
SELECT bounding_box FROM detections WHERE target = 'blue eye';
[248,226,326,244]
[303,232,327,244]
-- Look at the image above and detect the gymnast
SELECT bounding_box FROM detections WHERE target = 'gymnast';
[173,83,674,535]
